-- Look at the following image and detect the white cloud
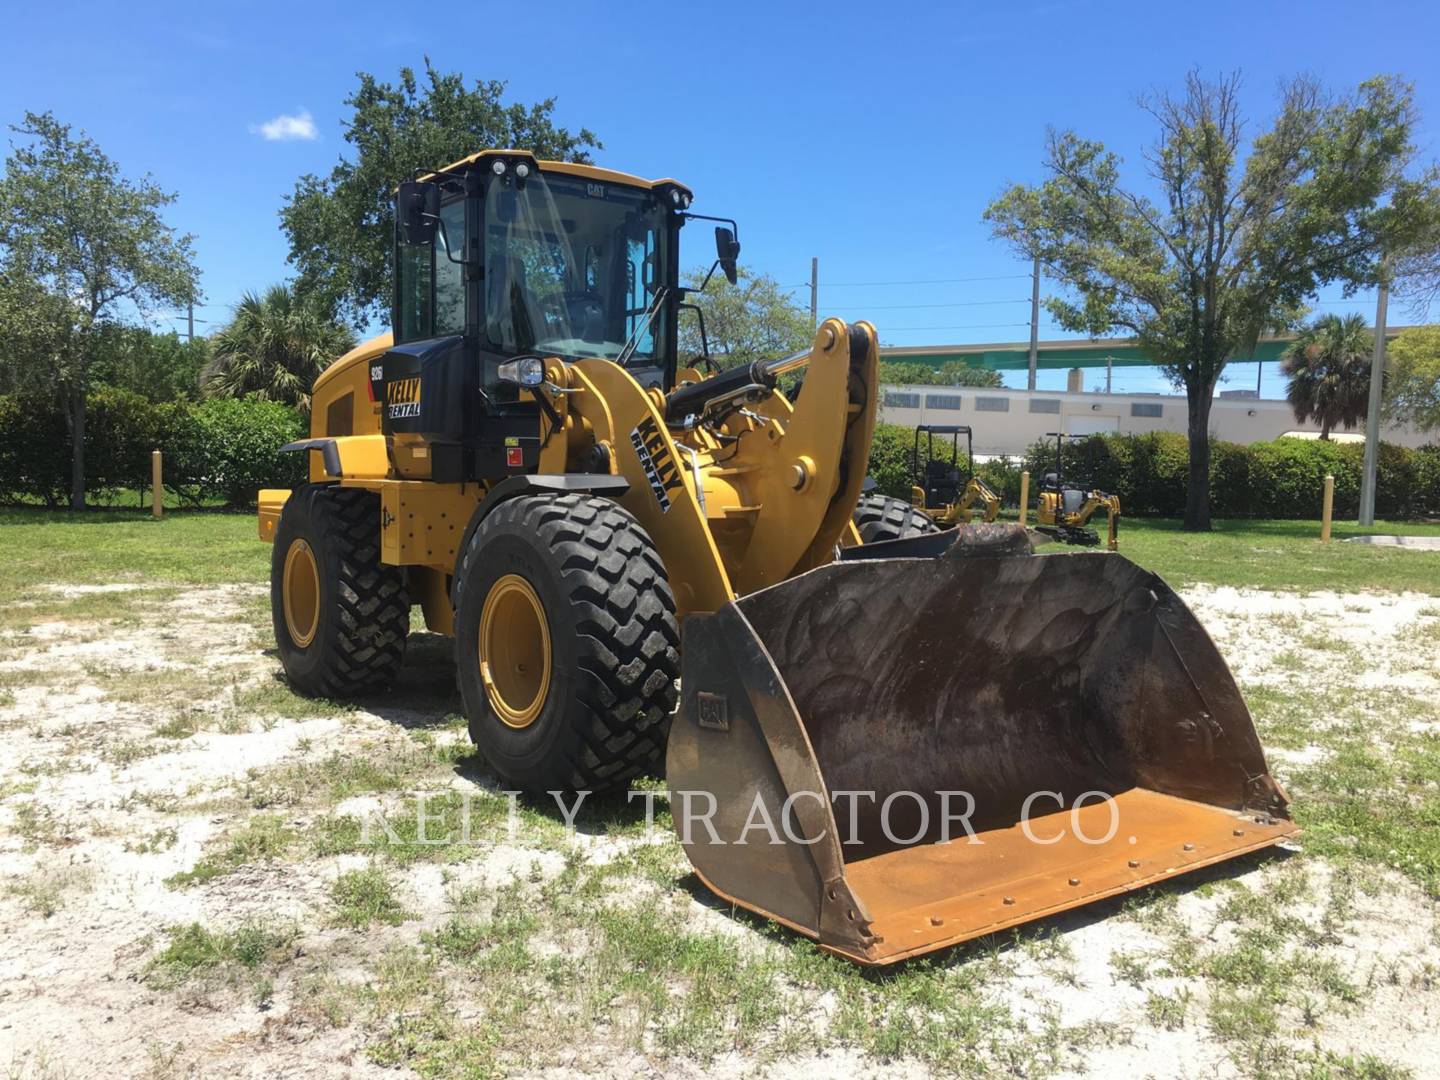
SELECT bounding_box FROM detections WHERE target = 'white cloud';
[250,110,318,142]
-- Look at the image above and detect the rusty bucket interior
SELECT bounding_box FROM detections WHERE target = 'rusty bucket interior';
[667,538,1298,965]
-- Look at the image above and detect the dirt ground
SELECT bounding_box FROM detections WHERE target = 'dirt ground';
[1,579,1437,1079]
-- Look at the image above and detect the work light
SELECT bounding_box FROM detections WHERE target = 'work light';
[498,357,545,388]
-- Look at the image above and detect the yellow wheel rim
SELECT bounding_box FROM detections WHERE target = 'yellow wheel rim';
[479,574,552,729]
[282,538,321,648]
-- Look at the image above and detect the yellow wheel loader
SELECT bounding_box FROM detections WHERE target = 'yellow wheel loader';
[258,150,1296,965]
[1035,432,1123,550]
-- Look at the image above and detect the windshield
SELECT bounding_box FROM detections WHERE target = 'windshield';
[484,172,670,367]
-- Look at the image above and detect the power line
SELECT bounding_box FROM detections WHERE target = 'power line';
[833,299,1031,311]
[822,274,1033,288]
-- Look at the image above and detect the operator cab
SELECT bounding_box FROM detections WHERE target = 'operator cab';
[1041,433,1096,513]
[380,149,738,483]
[913,424,975,507]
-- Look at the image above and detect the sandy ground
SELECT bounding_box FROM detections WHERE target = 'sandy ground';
[0,581,1437,1078]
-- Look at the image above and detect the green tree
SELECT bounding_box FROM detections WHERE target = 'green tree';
[1281,313,1375,439]
[281,60,600,328]
[679,267,812,370]
[1384,324,1440,432]
[877,360,1003,387]
[202,285,356,409]
[985,73,1434,529]
[0,112,198,510]
[91,327,210,402]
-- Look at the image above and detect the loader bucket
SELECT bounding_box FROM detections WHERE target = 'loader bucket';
[667,527,1297,965]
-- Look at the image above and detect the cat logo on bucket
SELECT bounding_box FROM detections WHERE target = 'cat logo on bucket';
[386,377,421,420]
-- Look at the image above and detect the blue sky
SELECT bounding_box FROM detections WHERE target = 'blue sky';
[3,0,1436,395]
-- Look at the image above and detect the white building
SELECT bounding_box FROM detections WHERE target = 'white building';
[878,334,1430,456]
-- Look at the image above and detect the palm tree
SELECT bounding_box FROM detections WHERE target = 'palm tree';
[1281,313,1374,440]
[203,285,355,409]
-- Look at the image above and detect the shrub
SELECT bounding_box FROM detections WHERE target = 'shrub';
[1247,437,1357,519]
[0,393,71,506]
[1411,447,1440,518]
[868,423,919,499]
[183,399,307,507]
[976,456,1023,506]
[0,392,305,509]
[879,425,1440,520]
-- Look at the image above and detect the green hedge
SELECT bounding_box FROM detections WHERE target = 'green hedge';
[0,389,306,508]
[871,424,1440,520]
[1014,431,1440,520]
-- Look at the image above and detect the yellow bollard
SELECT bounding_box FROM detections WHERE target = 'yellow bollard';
[1018,470,1030,526]
[1320,473,1334,542]
[151,449,163,519]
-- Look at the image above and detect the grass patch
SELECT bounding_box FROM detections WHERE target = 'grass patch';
[331,866,412,928]
[167,814,296,887]
[1143,988,1190,1030]
[242,737,470,809]
[1289,731,1440,896]
[1106,517,1440,595]
[7,864,94,917]
[231,677,358,722]
[0,509,266,610]
[144,921,296,992]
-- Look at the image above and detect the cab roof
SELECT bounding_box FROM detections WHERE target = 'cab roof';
[423,148,691,197]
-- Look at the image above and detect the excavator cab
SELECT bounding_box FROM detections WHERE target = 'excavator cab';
[910,424,999,525]
[1035,432,1121,549]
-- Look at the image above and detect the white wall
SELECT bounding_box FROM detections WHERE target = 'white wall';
[877,385,1431,456]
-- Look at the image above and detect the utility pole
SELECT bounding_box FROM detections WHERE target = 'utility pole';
[809,257,818,329]
[1106,355,1112,394]
[187,299,194,344]
[1358,276,1389,526]
[1027,256,1040,391]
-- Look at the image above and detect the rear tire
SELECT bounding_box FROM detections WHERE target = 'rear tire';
[271,485,409,697]
[851,493,941,543]
[453,494,680,793]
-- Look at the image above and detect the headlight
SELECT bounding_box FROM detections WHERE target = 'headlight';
[490,159,507,176]
[497,357,545,388]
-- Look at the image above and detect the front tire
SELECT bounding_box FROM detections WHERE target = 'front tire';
[271,485,409,697]
[851,493,941,543]
[453,494,680,793]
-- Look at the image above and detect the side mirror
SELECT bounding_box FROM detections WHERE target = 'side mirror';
[715,227,741,285]
[397,181,439,245]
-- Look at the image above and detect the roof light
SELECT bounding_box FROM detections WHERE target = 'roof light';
[491,159,507,176]
[671,189,682,205]
[515,162,530,179]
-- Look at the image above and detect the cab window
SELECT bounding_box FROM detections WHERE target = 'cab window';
[434,199,466,335]
[394,233,433,343]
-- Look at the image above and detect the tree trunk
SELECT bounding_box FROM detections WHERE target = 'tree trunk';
[1183,385,1213,531]
[68,384,86,512]
[1320,420,1331,440]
